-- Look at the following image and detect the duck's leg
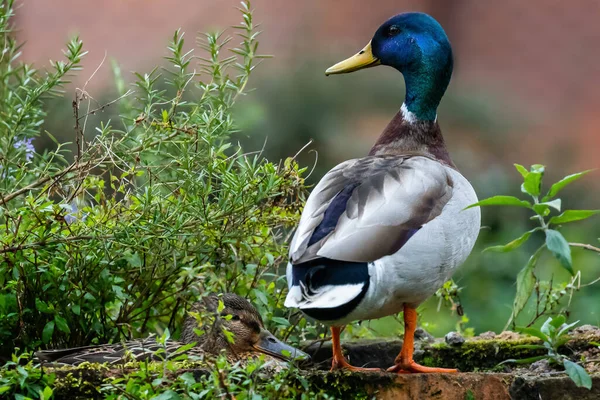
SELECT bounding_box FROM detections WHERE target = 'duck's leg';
[387,305,458,374]
[330,326,380,372]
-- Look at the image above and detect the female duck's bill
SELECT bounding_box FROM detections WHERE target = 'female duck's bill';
[35,293,308,365]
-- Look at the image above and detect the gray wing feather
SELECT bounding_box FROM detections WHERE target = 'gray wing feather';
[289,155,453,264]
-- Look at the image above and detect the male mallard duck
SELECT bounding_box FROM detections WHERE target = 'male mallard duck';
[35,293,307,366]
[284,12,480,373]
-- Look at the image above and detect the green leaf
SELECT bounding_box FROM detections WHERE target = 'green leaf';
[153,390,183,400]
[513,344,547,350]
[171,342,196,355]
[253,288,269,306]
[516,326,548,342]
[532,204,550,216]
[271,317,291,327]
[513,247,543,316]
[125,252,142,268]
[550,210,600,225]
[557,320,580,338]
[563,360,592,389]
[483,229,538,253]
[550,315,566,330]
[545,229,573,274]
[514,163,529,178]
[521,165,545,196]
[499,355,548,365]
[541,199,562,211]
[71,304,81,315]
[42,321,55,343]
[41,386,53,400]
[466,196,531,210]
[541,317,556,337]
[533,200,561,217]
[544,170,593,201]
[216,300,225,313]
[54,315,71,334]
[555,336,571,348]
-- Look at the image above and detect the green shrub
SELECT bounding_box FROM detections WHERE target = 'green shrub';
[0,0,309,358]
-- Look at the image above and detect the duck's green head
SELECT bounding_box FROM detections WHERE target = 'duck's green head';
[326,12,453,122]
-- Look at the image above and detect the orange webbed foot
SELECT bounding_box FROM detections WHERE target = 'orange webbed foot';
[329,326,381,373]
[386,361,458,374]
[331,358,381,372]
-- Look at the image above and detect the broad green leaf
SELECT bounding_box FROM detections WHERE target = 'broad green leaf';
[516,326,548,342]
[563,360,592,389]
[514,163,528,178]
[54,315,71,334]
[532,204,550,216]
[541,317,556,337]
[171,342,196,355]
[42,321,55,343]
[513,247,543,316]
[483,229,538,253]
[550,315,566,330]
[71,304,81,315]
[216,299,225,313]
[557,320,580,338]
[125,252,142,268]
[550,210,600,225]
[514,265,536,315]
[543,170,593,201]
[271,317,291,327]
[466,196,531,210]
[533,200,561,216]
[521,165,544,196]
[253,288,269,305]
[41,386,53,400]
[541,199,561,211]
[555,336,571,348]
[153,390,183,400]
[545,229,573,274]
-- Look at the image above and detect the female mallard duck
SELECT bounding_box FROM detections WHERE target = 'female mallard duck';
[285,12,480,373]
[35,293,307,365]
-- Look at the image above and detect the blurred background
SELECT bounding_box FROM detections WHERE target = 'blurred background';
[14,0,600,336]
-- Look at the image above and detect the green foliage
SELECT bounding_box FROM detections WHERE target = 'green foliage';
[0,352,55,399]
[0,354,370,399]
[0,0,309,360]
[469,164,600,327]
[502,315,592,389]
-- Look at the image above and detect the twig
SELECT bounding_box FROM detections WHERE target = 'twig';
[217,368,237,400]
[0,160,91,204]
[569,242,600,254]
[0,235,111,254]
[77,90,134,121]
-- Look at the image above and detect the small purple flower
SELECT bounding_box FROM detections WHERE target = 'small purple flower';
[14,138,35,162]
[64,201,88,224]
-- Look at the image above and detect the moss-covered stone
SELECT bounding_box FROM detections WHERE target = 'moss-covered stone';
[304,332,600,373]
[28,332,600,399]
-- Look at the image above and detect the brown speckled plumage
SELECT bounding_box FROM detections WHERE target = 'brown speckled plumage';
[35,293,305,366]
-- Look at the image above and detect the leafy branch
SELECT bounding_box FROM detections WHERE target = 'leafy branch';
[468,165,599,327]
[502,315,592,389]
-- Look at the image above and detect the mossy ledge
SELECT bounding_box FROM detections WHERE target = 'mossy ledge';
[304,331,600,373]
[28,332,600,399]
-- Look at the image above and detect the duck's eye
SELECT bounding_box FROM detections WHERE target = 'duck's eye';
[388,25,400,36]
[230,315,240,321]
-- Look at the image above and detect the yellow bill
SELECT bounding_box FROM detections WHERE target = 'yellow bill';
[325,41,381,76]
